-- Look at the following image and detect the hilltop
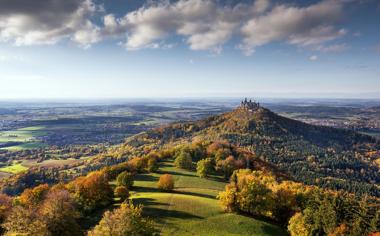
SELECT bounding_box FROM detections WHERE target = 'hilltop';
[122,101,379,196]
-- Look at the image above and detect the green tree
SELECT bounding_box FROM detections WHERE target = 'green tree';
[116,171,134,189]
[174,150,193,170]
[196,158,213,178]
[147,157,159,173]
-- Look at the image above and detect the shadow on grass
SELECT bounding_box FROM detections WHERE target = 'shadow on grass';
[133,197,170,207]
[133,186,160,193]
[260,224,289,236]
[135,174,159,182]
[159,162,172,168]
[207,175,228,183]
[174,190,216,200]
[133,197,203,223]
[157,170,195,177]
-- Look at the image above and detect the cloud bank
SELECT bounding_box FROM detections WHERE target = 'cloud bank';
[0,0,349,54]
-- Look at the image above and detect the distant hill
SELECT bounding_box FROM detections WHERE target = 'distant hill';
[125,103,380,196]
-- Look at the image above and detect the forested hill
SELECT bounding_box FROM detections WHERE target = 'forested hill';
[125,104,380,196]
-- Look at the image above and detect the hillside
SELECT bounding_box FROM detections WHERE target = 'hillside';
[129,160,287,235]
[123,103,379,196]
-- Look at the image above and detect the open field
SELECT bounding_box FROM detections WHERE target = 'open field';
[0,127,47,150]
[0,162,28,174]
[21,158,84,168]
[122,161,287,236]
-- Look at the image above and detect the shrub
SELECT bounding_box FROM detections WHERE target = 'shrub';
[196,158,213,178]
[116,171,134,189]
[157,174,174,191]
[114,186,130,201]
[174,151,192,170]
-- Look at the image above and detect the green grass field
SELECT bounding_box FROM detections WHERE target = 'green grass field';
[0,126,47,150]
[0,162,28,174]
[126,161,287,236]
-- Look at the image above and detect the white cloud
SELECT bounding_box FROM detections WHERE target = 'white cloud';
[240,0,345,55]
[309,55,318,61]
[315,43,350,52]
[0,0,350,54]
[0,0,102,47]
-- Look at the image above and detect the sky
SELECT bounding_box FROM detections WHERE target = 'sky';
[0,0,379,99]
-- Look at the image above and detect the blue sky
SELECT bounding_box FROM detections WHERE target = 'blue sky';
[0,0,379,99]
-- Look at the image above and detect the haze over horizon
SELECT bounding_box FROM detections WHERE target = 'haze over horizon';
[0,0,379,99]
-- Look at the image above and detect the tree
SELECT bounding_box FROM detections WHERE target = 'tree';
[19,183,49,206]
[2,206,49,236]
[67,170,113,212]
[272,184,298,225]
[217,184,237,212]
[288,212,310,236]
[216,155,242,179]
[157,174,174,191]
[196,158,213,178]
[0,193,12,229]
[174,150,192,170]
[39,189,81,236]
[116,171,134,189]
[114,186,130,201]
[147,157,159,173]
[88,202,158,236]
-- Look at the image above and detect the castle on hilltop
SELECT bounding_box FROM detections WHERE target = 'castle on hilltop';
[240,98,260,111]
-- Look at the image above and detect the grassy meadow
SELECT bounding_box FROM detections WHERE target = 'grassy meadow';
[0,126,47,150]
[107,160,287,236]
[0,162,29,174]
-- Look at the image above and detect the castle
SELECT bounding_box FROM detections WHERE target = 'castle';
[240,98,260,111]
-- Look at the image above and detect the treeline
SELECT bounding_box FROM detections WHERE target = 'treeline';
[0,149,163,235]
[218,169,380,236]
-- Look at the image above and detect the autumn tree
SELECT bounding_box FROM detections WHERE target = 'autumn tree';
[288,212,310,236]
[39,188,81,235]
[67,170,113,212]
[0,193,12,231]
[217,184,237,212]
[216,155,244,179]
[19,183,49,207]
[114,186,130,201]
[2,206,49,236]
[271,182,299,225]
[88,202,158,236]
[157,174,174,191]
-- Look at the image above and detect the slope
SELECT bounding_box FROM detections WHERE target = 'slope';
[130,160,287,236]
[123,105,379,196]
